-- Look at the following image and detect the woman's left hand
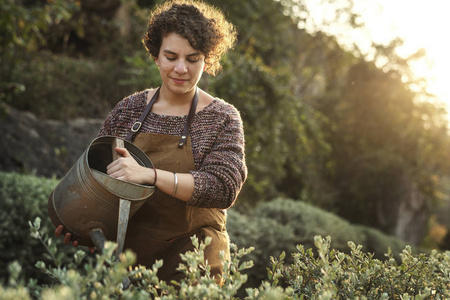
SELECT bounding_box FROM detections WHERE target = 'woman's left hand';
[107,147,154,185]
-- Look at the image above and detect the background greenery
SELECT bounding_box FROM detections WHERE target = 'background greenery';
[0,171,409,289]
[1,171,448,299]
[2,0,450,295]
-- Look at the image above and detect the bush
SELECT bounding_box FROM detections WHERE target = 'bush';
[227,198,410,288]
[355,224,411,260]
[252,198,366,251]
[1,172,448,298]
[2,222,449,299]
[0,172,85,285]
[11,52,129,120]
[0,172,57,284]
[9,221,258,300]
[10,51,161,120]
[227,209,298,288]
[283,236,450,299]
[1,172,412,289]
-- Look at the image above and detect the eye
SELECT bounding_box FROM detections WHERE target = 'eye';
[187,56,201,63]
[166,56,176,61]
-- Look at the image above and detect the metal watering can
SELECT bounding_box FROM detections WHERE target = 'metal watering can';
[48,135,155,252]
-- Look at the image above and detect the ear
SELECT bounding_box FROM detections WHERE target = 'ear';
[154,58,160,67]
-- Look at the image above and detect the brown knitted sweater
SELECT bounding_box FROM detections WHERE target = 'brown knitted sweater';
[98,89,247,209]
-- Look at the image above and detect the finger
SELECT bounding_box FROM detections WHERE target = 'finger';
[73,240,79,247]
[55,225,64,237]
[63,232,72,245]
[106,159,120,172]
[106,163,121,176]
[89,247,95,253]
[115,147,131,158]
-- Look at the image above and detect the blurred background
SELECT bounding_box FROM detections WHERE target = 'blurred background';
[2,0,450,287]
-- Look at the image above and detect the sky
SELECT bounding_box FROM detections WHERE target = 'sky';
[303,0,450,110]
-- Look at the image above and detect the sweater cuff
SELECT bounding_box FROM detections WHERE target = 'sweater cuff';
[187,171,204,206]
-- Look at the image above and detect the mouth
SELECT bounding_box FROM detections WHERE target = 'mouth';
[171,78,188,85]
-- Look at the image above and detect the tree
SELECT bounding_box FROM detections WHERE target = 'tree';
[315,50,450,244]
[0,0,79,114]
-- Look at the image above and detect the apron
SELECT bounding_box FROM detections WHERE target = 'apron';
[124,88,229,283]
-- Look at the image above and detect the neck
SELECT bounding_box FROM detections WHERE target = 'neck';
[159,85,197,107]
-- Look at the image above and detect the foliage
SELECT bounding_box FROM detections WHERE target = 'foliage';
[10,51,146,119]
[2,220,449,299]
[253,198,365,251]
[3,0,450,249]
[227,207,298,289]
[0,171,63,284]
[207,0,333,207]
[227,198,411,289]
[7,219,256,299]
[282,236,450,299]
[314,57,450,240]
[0,0,79,112]
[1,171,413,292]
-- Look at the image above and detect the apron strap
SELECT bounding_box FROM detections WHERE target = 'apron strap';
[178,87,199,148]
[125,87,160,142]
[125,87,199,147]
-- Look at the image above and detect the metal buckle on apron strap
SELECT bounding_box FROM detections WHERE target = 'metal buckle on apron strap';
[126,86,199,145]
[131,121,142,133]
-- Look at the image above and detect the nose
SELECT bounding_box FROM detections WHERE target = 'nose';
[174,59,187,74]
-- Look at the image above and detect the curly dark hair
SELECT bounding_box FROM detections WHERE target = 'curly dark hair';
[142,0,237,76]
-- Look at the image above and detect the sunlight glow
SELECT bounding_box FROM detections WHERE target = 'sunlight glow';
[377,0,450,108]
[303,0,450,112]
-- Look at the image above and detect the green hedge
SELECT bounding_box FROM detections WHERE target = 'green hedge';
[1,172,448,299]
[1,172,409,287]
[2,225,449,299]
[0,172,84,285]
[10,52,159,120]
[0,172,56,283]
[227,198,409,287]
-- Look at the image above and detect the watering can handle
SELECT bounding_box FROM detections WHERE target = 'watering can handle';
[113,138,131,257]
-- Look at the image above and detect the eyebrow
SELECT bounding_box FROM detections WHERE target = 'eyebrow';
[163,50,202,57]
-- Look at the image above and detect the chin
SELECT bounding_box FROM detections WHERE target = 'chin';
[169,85,195,94]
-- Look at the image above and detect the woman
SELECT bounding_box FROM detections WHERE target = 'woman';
[56,0,247,283]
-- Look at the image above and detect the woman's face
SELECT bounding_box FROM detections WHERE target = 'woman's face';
[155,32,206,96]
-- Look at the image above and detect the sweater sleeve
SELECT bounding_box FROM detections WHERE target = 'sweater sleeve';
[97,92,145,139]
[187,105,247,209]
[98,110,114,137]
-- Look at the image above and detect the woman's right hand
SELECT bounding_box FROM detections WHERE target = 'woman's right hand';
[55,225,79,247]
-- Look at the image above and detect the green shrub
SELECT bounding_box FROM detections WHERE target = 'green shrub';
[2,222,449,299]
[0,172,83,285]
[1,172,411,290]
[0,172,55,283]
[281,236,450,299]
[252,198,366,251]
[355,224,410,260]
[227,198,410,289]
[11,52,127,119]
[0,173,448,298]
[10,51,161,120]
[227,209,298,288]
[9,220,258,300]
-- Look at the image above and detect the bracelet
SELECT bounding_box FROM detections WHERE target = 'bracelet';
[171,172,178,197]
[151,166,157,186]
